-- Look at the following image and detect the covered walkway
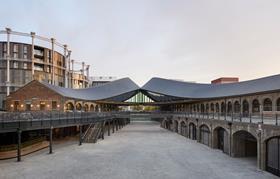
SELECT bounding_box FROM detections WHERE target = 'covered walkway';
[0,121,276,179]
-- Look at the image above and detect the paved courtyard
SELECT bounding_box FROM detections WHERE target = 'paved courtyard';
[0,121,277,179]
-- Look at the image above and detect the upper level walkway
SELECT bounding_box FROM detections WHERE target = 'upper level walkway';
[0,111,279,133]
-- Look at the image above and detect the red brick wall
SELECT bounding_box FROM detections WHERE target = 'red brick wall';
[6,81,64,111]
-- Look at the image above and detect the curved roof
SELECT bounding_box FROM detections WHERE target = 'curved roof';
[141,74,280,101]
[41,78,139,102]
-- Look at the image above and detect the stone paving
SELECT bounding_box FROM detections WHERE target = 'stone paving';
[0,121,278,179]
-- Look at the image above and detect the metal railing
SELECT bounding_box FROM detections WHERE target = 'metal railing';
[0,111,279,133]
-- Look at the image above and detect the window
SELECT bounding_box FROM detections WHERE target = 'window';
[13,62,18,68]
[52,101,57,110]
[23,45,28,59]
[13,44,18,58]
[23,63,27,69]
[40,101,46,111]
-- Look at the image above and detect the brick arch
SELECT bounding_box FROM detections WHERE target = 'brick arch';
[198,122,211,131]
[263,132,280,143]
[232,128,258,139]
[75,101,83,111]
[64,100,75,111]
[90,104,95,111]
[173,118,179,133]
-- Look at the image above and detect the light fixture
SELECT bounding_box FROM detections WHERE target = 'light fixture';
[57,104,60,108]
[37,104,40,108]
[31,104,33,107]
[47,104,50,108]
[10,104,14,108]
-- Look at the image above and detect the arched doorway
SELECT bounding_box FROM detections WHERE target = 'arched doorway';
[263,98,272,112]
[277,98,280,111]
[201,104,205,113]
[252,99,260,114]
[90,104,94,111]
[266,136,280,176]
[227,102,232,114]
[221,102,226,116]
[180,121,187,137]
[242,100,249,117]
[199,125,210,146]
[65,102,74,111]
[84,104,89,112]
[232,130,257,161]
[215,103,220,113]
[234,101,240,113]
[189,122,196,140]
[174,120,179,133]
[76,103,82,111]
[213,127,229,154]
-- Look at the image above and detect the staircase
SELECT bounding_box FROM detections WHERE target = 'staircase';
[130,113,151,121]
[83,122,104,143]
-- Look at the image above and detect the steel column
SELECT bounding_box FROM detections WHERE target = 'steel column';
[17,129,21,162]
[49,127,53,154]
[108,121,111,136]
[79,125,82,146]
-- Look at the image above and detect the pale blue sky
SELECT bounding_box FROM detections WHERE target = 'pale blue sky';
[1,0,280,85]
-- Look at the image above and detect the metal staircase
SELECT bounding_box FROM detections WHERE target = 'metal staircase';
[83,122,104,143]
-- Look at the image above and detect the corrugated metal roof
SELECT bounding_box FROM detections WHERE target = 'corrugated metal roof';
[141,74,280,100]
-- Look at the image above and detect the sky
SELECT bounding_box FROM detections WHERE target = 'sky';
[0,0,280,85]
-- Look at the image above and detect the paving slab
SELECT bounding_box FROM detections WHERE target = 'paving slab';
[0,121,277,179]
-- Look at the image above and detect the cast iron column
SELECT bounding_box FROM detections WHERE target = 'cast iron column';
[17,129,21,162]
[49,127,53,154]
[79,125,82,146]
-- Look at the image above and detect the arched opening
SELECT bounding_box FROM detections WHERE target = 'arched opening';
[252,99,260,114]
[189,122,196,140]
[199,125,210,146]
[197,104,200,112]
[201,104,205,113]
[76,103,82,111]
[242,100,249,117]
[206,104,209,113]
[90,104,94,111]
[65,102,74,111]
[227,101,232,114]
[266,136,280,176]
[174,120,179,133]
[210,103,214,113]
[84,104,89,112]
[221,102,226,116]
[232,130,257,164]
[213,127,229,154]
[168,120,173,131]
[277,98,280,111]
[215,103,220,113]
[180,121,187,137]
[95,105,100,112]
[263,98,272,112]
[234,101,240,113]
